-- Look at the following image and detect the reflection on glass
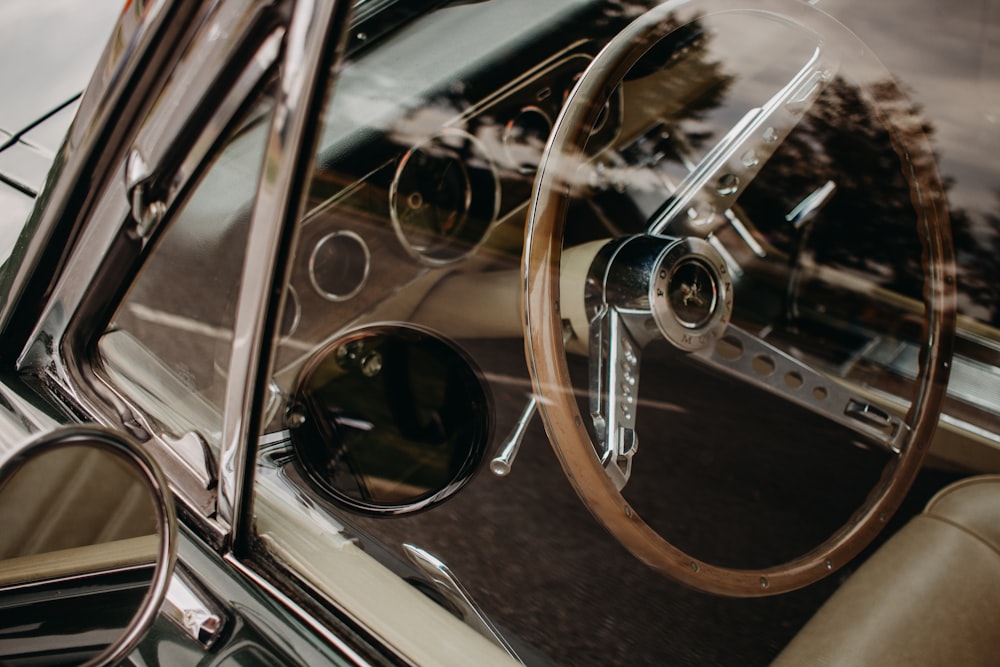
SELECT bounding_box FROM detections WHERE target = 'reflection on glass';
[98,94,276,454]
[252,0,997,663]
[0,444,160,666]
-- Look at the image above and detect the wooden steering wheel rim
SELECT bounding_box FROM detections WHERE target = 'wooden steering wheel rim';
[521,0,956,597]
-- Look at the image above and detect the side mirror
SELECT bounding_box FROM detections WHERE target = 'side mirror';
[0,426,176,666]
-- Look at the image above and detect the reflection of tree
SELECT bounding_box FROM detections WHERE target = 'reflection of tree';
[740,77,998,325]
[576,14,734,241]
[740,78,936,300]
[952,197,1000,324]
[626,17,734,142]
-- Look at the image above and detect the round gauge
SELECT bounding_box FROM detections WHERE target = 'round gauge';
[503,106,553,174]
[289,324,492,515]
[389,129,500,266]
[309,230,371,302]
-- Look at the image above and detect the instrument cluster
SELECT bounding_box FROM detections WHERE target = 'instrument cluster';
[270,38,628,516]
[279,44,621,350]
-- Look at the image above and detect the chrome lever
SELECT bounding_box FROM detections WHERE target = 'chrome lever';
[490,396,537,476]
[125,149,165,238]
[403,544,523,663]
[163,566,226,649]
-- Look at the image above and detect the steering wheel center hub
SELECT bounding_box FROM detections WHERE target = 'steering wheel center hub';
[651,237,732,352]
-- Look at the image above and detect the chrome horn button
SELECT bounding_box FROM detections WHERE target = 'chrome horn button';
[651,237,733,352]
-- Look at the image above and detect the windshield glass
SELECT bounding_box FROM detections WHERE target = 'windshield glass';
[253,0,1000,663]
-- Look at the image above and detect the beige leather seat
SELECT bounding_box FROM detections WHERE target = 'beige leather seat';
[773,475,1000,666]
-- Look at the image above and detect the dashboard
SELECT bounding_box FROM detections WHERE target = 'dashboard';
[272,0,629,384]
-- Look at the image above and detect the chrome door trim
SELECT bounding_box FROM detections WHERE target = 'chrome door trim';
[0,0,184,343]
[216,0,352,532]
[8,0,288,541]
[224,554,375,667]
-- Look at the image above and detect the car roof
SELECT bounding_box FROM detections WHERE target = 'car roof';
[0,0,121,139]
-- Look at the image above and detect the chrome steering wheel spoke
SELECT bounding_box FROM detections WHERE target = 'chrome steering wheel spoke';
[692,324,908,453]
[647,47,838,238]
[589,305,648,490]
[584,233,735,489]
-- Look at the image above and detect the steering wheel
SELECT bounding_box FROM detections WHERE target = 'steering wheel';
[522,0,956,597]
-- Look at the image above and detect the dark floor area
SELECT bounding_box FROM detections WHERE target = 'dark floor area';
[337,337,965,665]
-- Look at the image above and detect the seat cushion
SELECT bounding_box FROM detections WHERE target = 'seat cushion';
[773,475,1000,666]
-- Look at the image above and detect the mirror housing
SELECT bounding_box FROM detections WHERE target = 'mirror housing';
[0,426,177,666]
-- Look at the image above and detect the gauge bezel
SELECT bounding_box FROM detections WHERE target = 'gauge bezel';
[287,323,493,516]
[308,229,372,302]
[388,128,501,267]
[502,105,554,175]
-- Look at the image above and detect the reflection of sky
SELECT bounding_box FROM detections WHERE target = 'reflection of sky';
[817,0,1000,221]
[0,181,33,265]
[320,0,591,152]
[678,2,998,223]
[0,0,121,134]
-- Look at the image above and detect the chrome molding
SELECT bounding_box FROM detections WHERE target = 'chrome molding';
[127,1,279,201]
[223,554,374,667]
[217,0,348,528]
[403,544,523,663]
[163,564,227,649]
[22,16,288,529]
[15,5,277,372]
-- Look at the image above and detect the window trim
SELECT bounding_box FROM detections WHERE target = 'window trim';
[219,0,353,539]
[16,1,288,548]
[89,41,285,535]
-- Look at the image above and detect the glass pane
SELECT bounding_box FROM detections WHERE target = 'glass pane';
[254,1,1000,663]
[98,97,274,452]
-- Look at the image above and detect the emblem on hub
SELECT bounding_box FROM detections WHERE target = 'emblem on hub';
[650,238,733,352]
[668,259,717,329]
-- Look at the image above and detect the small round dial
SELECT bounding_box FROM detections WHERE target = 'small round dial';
[309,230,371,302]
[503,106,553,174]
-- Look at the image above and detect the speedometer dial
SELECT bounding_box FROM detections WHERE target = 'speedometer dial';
[389,128,499,266]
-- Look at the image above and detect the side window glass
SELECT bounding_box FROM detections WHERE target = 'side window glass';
[97,96,274,452]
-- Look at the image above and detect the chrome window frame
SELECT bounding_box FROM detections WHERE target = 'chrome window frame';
[86,36,285,521]
[4,0,357,551]
[1,0,310,545]
[218,0,352,535]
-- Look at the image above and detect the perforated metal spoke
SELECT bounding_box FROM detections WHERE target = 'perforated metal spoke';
[693,325,908,453]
